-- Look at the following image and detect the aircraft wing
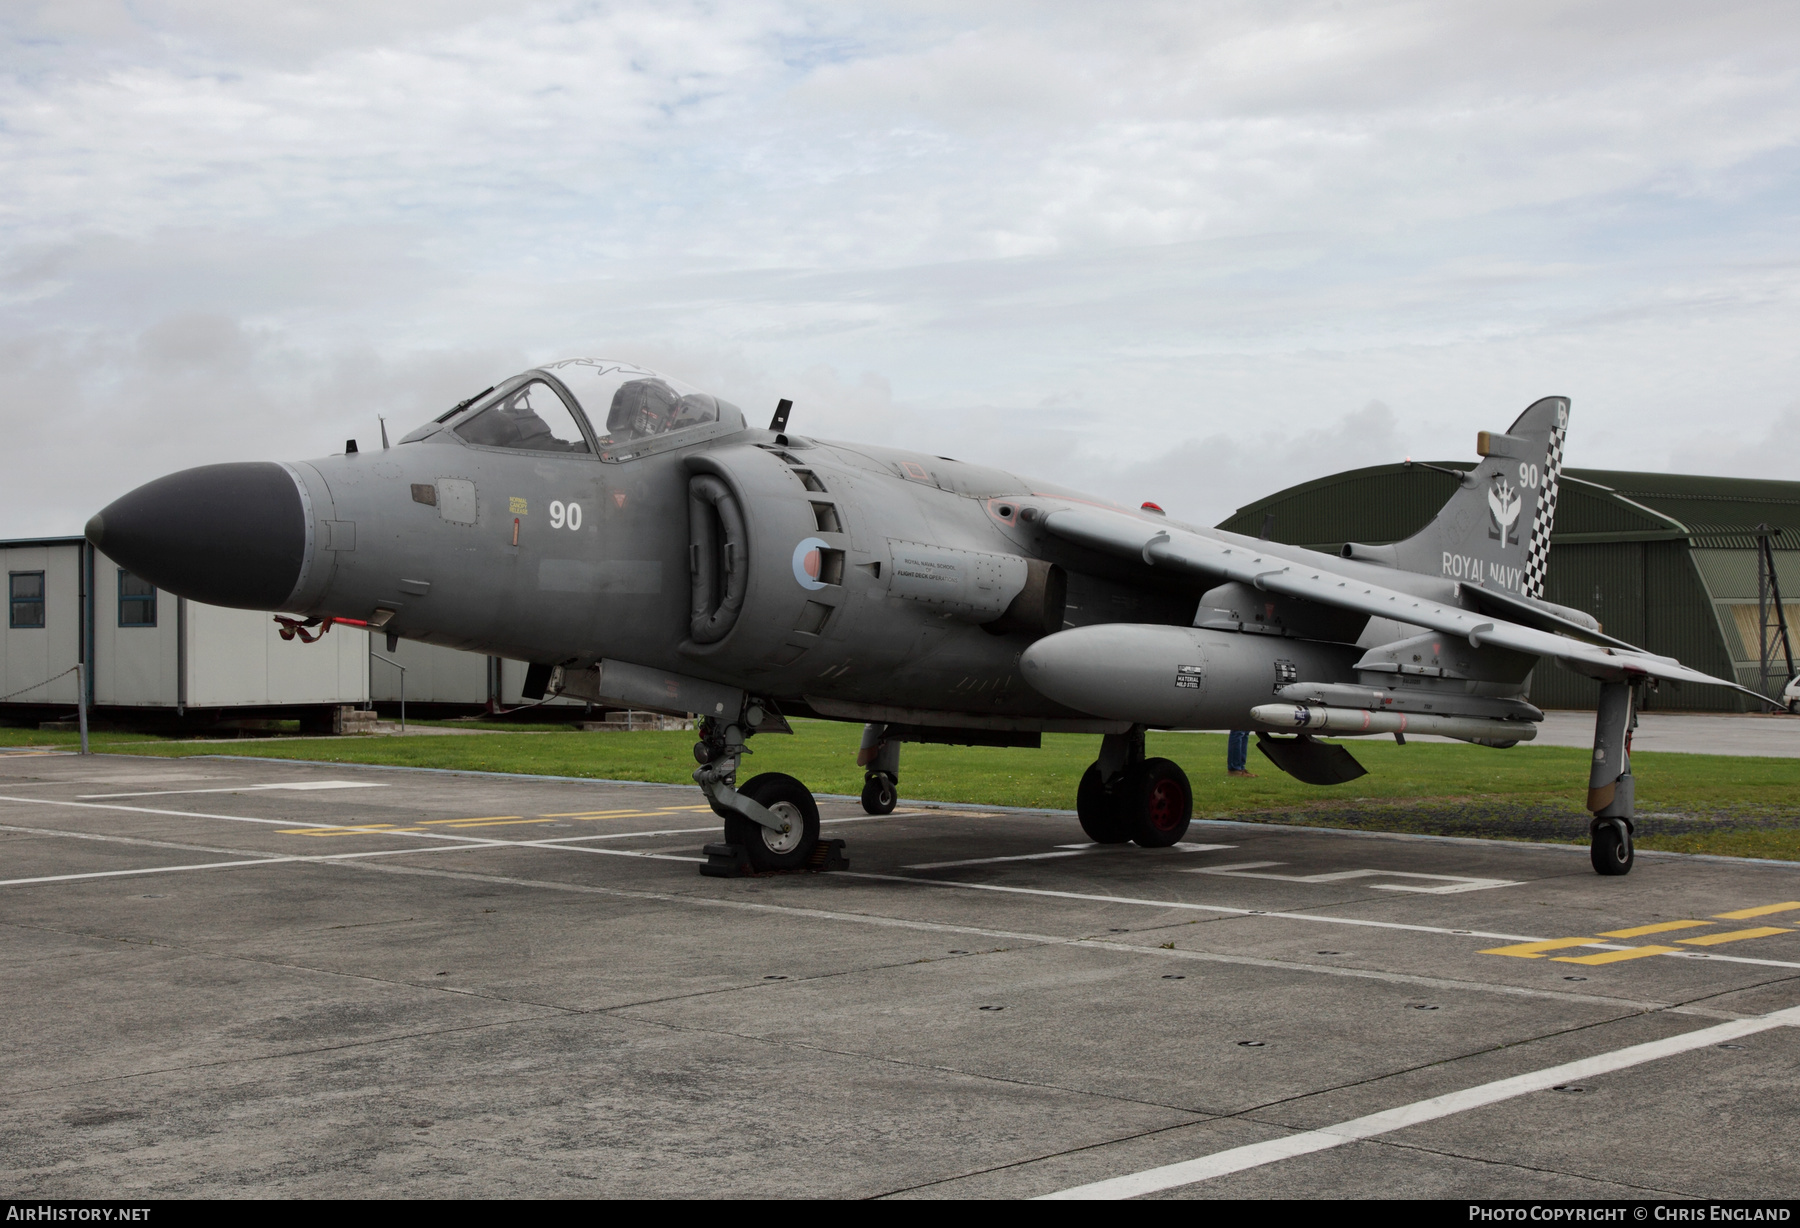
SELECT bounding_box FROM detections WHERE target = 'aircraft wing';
[1041,506,1771,701]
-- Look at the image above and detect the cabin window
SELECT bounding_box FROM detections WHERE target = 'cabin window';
[455,381,593,454]
[118,570,157,627]
[9,572,44,628]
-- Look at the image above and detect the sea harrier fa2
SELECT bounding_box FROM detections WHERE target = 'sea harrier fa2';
[86,360,1776,877]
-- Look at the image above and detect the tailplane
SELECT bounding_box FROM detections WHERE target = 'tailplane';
[1385,396,1568,599]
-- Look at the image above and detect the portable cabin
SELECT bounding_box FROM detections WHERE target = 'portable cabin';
[2,536,369,726]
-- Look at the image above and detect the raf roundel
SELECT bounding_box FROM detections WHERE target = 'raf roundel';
[792,537,830,591]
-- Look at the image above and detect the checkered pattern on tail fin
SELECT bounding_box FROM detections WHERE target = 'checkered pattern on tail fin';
[1522,413,1566,599]
[1385,396,1570,596]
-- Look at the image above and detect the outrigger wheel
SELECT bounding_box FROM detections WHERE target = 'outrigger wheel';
[860,771,898,815]
[1077,757,1193,847]
[724,772,821,871]
[1591,818,1634,877]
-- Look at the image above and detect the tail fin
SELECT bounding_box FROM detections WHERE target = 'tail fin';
[1389,396,1568,599]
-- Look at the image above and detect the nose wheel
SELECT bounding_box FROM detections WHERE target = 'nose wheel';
[724,773,821,871]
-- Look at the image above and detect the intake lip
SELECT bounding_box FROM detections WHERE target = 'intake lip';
[87,462,307,610]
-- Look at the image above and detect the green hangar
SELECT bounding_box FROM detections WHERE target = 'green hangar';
[1219,467,1800,711]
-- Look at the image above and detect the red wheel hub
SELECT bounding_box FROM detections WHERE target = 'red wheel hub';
[1145,779,1184,832]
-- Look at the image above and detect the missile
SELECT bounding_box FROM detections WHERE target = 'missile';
[1249,703,1538,745]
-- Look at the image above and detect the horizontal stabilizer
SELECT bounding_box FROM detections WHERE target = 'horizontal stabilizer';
[1461,584,1643,653]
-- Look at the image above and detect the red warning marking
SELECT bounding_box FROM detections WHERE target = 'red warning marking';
[613,491,627,508]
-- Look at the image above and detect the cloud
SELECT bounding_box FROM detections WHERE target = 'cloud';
[2,1,1799,538]
[1666,402,1800,483]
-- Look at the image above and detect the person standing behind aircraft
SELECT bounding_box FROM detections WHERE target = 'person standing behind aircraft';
[1228,730,1256,778]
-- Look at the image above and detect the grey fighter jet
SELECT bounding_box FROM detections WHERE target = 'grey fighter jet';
[86,358,1773,877]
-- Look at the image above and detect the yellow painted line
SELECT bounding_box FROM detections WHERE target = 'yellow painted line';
[1479,938,1597,958]
[656,805,716,812]
[536,806,651,817]
[1553,946,1680,966]
[438,818,556,829]
[279,824,404,836]
[540,810,650,818]
[1679,927,1794,947]
[419,816,523,826]
[1714,902,1800,921]
[1598,920,1712,938]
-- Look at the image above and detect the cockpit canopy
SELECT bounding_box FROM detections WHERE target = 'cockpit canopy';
[416,358,746,460]
[455,380,590,453]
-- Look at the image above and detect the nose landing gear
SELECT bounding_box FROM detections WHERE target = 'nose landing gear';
[693,703,832,875]
[1076,729,1193,847]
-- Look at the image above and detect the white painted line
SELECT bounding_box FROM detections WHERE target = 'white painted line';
[333,858,1711,1015]
[904,850,1094,870]
[853,871,1800,971]
[540,846,703,864]
[905,842,1236,871]
[7,792,1796,972]
[857,870,1544,940]
[0,794,502,845]
[0,857,301,886]
[77,781,387,799]
[0,838,533,886]
[2,815,1694,1012]
[531,825,723,843]
[1186,863,1521,895]
[1040,1004,1800,1199]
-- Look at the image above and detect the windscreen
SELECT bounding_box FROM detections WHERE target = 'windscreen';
[454,380,591,453]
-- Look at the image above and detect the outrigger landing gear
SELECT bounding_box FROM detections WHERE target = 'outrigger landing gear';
[1076,727,1193,848]
[858,723,899,815]
[1587,680,1638,876]
[693,702,824,873]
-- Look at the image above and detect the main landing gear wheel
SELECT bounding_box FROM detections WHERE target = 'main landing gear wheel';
[1591,819,1634,877]
[1129,757,1192,848]
[726,772,821,872]
[861,772,897,815]
[1077,765,1131,843]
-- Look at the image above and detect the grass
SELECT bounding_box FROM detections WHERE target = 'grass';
[7,719,1798,859]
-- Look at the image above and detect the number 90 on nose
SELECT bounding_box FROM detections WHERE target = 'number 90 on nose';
[549,500,583,530]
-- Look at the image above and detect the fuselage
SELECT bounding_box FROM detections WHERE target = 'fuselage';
[86,359,1483,732]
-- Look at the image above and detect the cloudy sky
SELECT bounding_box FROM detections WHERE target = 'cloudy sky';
[4,0,1798,535]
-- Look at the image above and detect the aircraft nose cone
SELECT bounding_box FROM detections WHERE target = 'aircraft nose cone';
[89,462,307,609]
